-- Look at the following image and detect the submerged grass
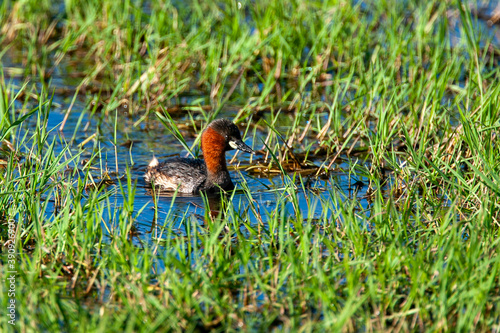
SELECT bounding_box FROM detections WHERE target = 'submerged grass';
[1,0,500,331]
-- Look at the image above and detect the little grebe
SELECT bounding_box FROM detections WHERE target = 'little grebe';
[145,119,254,193]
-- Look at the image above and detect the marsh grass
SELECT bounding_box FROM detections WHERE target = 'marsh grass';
[1,0,500,331]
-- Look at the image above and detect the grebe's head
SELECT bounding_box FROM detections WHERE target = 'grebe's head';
[204,119,255,154]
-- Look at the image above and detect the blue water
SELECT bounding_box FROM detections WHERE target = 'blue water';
[3,0,498,247]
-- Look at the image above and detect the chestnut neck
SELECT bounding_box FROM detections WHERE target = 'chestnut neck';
[201,127,228,177]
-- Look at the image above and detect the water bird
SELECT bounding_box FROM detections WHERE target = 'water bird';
[145,119,254,193]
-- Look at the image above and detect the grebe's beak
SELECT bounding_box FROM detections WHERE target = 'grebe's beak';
[229,140,255,154]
